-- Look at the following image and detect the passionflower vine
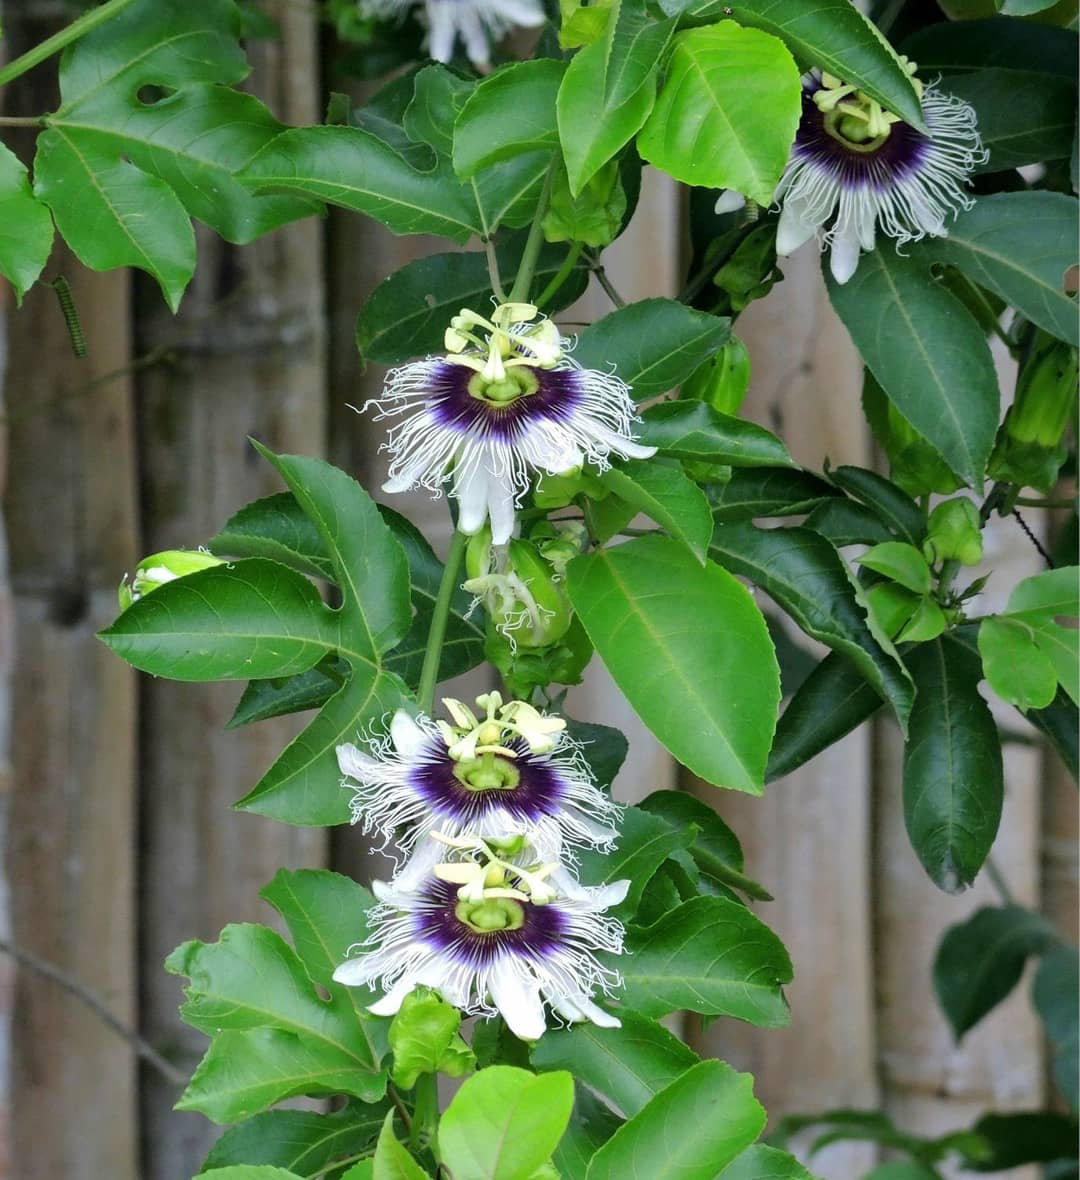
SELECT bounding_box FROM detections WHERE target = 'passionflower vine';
[337,692,621,855]
[366,302,655,545]
[357,0,545,67]
[332,833,628,1040]
[715,61,987,283]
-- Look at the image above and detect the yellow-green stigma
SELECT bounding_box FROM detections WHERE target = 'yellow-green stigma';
[455,896,526,932]
[813,65,920,151]
[454,752,521,792]
[467,366,539,406]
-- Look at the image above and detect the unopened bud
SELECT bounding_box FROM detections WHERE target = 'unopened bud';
[119,549,224,610]
[924,498,983,567]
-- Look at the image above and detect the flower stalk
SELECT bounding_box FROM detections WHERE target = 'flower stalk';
[417,529,469,715]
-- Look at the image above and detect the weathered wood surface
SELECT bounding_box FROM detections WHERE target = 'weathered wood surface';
[688,246,881,1179]
[135,9,329,1178]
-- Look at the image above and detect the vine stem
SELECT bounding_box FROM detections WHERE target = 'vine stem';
[507,162,556,304]
[0,0,139,88]
[535,241,583,310]
[417,529,469,714]
[985,856,1016,906]
[588,253,627,308]
[485,238,509,304]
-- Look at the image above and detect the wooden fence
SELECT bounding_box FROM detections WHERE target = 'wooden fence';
[0,5,1074,1179]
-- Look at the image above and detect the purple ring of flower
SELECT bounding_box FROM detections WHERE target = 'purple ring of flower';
[413,879,568,969]
[410,737,569,826]
[427,361,585,442]
[792,85,929,189]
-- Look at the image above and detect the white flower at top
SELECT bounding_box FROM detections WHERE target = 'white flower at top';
[337,691,621,857]
[358,0,545,68]
[366,302,655,545]
[715,61,987,283]
[332,832,628,1041]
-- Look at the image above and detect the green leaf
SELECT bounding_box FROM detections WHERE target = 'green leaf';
[903,638,1004,892]
[168,920,387,1122]
[356,244,587,364]
[584,1060,765,1180]
[709,468,840,522]
[342,1165,375,1180]
[941,69,1077,173]
[719,1146,821,1180]
[388,988,475,1089]
[826,249,999,487]
[767,652,881,781]
[532,1012,699,1118]
[567,536,780,793]
[1029,689,1079,782]
[374,1111,432,1180]
[552,1089,623,1180]
[566,719,629,791]
[100,559,339,681]
[1007,566,1079,618]
[978,617,1059,711]
[804,499,893,547]
[438,1066,574,1180]
[827,466,925,546]
[199,1169,305,1180]
[600,460,714,561]
[663,0,924,128]
[638,401,795,468]
[212,491,334,579]
[903,16,1077,80]
[0,143,53,302]
[557,0,676,194]
[913,193,1079,347]
[1034,946,1079,1111]
[453,60,564,176]
[614,895,792,1025]
[572,299,730,400]
[200,1105,387,1174]
[637,24,801,206]
[933,905,1057,1038]
[242,125,482,243]
[34,128,195,312]
[234,449,413,825]
[969,1112,1080,1171]
[857,542,931,595]
[575,805,696,919]
[709,522,914,731]
[638,789,771,899]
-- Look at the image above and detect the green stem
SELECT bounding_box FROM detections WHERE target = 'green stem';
[535,242,583,309]
[485,237,509,304]
[0,115,45,126]
[411,1073,441,1157]
[507,162,556,304]
[588,253,627,309]
[985,856,1015,906]
[1015,496,1075,510]
[0,0,139,88]
[417,530,468,714]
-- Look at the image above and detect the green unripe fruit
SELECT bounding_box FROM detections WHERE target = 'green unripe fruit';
[924,498,983,568]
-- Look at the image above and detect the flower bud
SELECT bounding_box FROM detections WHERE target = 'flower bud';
[863,374,962,497]
[923,498,983,567]
[988,337,1077,491]
[118,549,224,610]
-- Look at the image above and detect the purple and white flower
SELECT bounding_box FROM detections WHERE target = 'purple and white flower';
[715,65,987,283]
[332,835,628,1041]
[337,693,621,857]
[358,0,545,67]
[366,303,654,545]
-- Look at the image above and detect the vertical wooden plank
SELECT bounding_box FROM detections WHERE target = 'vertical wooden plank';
[2,5,139,1173]
[687,247,881,1179]
[136,8,329,1177]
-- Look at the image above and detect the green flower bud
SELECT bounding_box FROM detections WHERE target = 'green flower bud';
[465,524,494,583]
[988,337,1077,491]
[863,373,963,497]
[679,335,751,415]
[119,549,225,611]
[923,498,983,567]
[465,539,572,650]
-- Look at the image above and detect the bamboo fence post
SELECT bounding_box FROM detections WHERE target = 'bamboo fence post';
[2,6,140,1173]
[136,9,329,1177]
[687,246,880,1179]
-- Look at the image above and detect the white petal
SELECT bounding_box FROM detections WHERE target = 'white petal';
[424,0,457,62]
[390,709,428,757]
[593,878,631,908]
[369,974,420,1015]
[486,475,517,546]
[775,198,819,256]
[337,743,380,782]
[828,227,862,284]
[713,190,747,215]
[393,839,445,892]
[454,460,491,536]
[333,956,379,987]
[383,469,422,495]
[568,995,621,1029]
[489,964,546,1041]
[493,0,546,26]
[458,5,491,65]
